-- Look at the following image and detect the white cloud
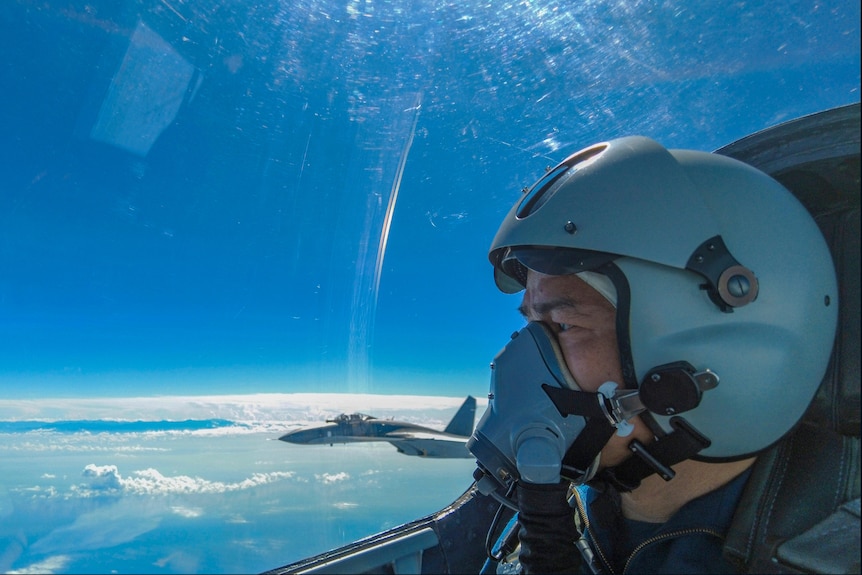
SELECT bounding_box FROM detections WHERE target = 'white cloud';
[22,463,300,558]
[82,464,123,490]
[315,472,350,484]
[6,554,71,574]
[1,435,169,454]
[154,550,199,573]
[19,485,58,498]
[70,464,297,497]
[170,505,202,518]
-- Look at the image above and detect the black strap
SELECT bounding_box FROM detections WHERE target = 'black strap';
[542,386,712,489]
[541,385,616,482]
[561,417,615,481]
[542,384,606,419]
[598,417,711,492]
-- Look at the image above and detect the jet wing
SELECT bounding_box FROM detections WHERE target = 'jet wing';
[383,431,472,458]
[384,430,466,441]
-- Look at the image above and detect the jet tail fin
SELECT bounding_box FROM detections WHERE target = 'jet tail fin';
[443,396,476,437]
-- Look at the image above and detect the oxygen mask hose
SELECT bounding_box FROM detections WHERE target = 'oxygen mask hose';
[516,480,583,574]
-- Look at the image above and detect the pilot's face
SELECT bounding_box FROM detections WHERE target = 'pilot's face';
[519,270,652,468]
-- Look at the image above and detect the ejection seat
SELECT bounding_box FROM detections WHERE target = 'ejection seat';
[717,102,861,574]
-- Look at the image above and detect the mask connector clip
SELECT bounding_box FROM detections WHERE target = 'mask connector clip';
[543,382,646,438]
[597,382,644,437]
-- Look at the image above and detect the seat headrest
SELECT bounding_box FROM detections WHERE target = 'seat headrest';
[717,103,861,438]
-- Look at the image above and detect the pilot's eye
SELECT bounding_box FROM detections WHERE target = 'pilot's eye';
[558,323,573,332]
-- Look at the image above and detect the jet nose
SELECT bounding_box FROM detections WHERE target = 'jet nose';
[278,431,300,443]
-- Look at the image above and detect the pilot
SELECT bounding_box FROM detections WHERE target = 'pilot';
[482,137,838,573]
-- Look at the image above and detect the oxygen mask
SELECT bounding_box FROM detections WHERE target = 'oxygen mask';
[468,322,647,508]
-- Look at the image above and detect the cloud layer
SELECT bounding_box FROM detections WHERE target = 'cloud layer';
[0,393,485,428]
[72,463,298,497]
[0,395,480,574]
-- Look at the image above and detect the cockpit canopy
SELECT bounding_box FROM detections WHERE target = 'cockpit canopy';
[326,413,378,424]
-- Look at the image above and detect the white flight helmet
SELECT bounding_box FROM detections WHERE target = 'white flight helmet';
[490,136,838,460]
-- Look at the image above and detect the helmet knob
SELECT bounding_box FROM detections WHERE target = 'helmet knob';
[727,274,750,297]
[687,236,759,312]
[717,265,759,308]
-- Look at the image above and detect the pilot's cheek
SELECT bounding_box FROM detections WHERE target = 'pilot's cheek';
[559,338,624,393]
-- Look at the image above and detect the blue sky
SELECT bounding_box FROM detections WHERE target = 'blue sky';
[0,0,859,399]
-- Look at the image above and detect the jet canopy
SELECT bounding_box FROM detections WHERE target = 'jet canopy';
[326,413,378,423]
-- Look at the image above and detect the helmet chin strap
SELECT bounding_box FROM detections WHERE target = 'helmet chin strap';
[543,383,712,492]
[599,416,711,491]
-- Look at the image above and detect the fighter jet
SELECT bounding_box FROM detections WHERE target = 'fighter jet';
[278,396,476,458]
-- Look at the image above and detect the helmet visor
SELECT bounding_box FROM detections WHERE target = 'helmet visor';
[493,246,619,293]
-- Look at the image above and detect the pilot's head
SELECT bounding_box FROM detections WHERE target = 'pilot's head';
[489,136,837,467]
